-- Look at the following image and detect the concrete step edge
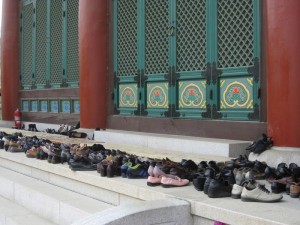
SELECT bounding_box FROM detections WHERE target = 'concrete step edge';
[0,196,58,225]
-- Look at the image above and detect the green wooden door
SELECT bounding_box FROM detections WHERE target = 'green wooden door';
[113,0,260,121]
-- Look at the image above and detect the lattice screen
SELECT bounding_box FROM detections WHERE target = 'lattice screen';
[145,0,169,75]
[22,4,33,87]
[176,0,207,72]
[36,0,47,85]
[67,0,79,83]
[50,0,63,84]
[117,0,138,76]
[217,0,254,68]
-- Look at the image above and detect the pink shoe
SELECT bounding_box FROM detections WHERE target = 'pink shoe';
[148,165,155,177]
[161,176,190,188]
[147,176,162,187]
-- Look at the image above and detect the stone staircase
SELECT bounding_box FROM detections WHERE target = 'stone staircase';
[0,167,114,225]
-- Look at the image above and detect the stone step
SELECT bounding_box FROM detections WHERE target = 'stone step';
[0,167,114,225]
[94,129,251,157]
[0,196,57,225]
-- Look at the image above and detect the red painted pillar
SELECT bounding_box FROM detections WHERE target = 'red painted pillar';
[1,0,20,120]
[79,0,107,129]
[265,0,300,147]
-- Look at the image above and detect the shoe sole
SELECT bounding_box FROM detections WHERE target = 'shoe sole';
[231,193,241,199]
[290,193,300,198]
[241,197,283,202]
[147,182,161,187]
[161,183,189,188]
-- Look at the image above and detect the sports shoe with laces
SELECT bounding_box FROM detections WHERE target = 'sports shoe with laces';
[241,183,283,202]
[161,176,189,188]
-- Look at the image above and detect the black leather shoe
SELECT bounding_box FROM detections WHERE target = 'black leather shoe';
[207,178,232,198]
[271,182,286,194]
[193,174,206,191]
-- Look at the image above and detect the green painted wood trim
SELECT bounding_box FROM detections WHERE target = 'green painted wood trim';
[137,0,145,114]
[137,0,145,71]
[253,0,260,58]
[113,0,118,108]
[252,0,260,120]
[46,0,51,84]
[62,0,67,80]
[31,4,37,85]
[20,8,24,86]
[113,0,118,73]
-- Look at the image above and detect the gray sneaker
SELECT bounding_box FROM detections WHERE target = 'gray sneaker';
[241,183,283,202]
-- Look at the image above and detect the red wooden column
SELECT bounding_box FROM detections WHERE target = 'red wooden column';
[79,0,107,129]
[1,0,20,120]
[265,0,300,147]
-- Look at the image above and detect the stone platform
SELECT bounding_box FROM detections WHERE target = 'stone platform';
[0,127,300,225]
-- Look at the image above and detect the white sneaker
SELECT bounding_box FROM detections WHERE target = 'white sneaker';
[241,183,283,202]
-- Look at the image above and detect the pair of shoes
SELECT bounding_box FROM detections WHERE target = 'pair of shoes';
[206,170,235,198]
[246,133,273,154]
[28,124,38,132]
[147,176,190,187]
[68,131,87,139]
[232,180,256,199]
[97,159,119,177]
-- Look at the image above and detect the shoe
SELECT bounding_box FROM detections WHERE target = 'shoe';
[26,147,37,158]
[207,178,232,198]
[161,176,189,188]
[121,162,133,178]
[68,131,87,138]
[271,182,286,193]
[69,159,97,171]
[241,183,283,202]
[126,164,148,179]
[204,177,213,194]
[232,181,256,199]
[147,176,162,186]
[290,182,300,198]
[193,174,206,191]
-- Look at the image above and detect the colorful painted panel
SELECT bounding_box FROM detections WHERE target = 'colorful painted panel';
[147,82,168,109]
[61,100,71,113]
[72,100,80,113]
[178,81,206,109]
[31,100,38,112]
[220,78,253,110]
[40,100,48,112]
[118,84,138,108]
[50,100,59,113]
[22,100,29,112]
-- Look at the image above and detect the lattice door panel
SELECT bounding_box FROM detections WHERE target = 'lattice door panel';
[116,0,138,77]
[212,0,260,120]
[66,0,79,86]
[50,0,63,86]
[217,0,254,68]
[35,0,47,87]
[145,0,169,75]
[176,0,208,118]
[21,3,34,89]
[143,0,171,117]
[114,0,139,115]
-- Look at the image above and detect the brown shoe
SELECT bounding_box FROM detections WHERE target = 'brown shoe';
[26,147,37,158]
[290,182,300,198]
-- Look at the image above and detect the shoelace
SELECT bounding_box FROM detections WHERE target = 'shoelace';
[257,184,270,194]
